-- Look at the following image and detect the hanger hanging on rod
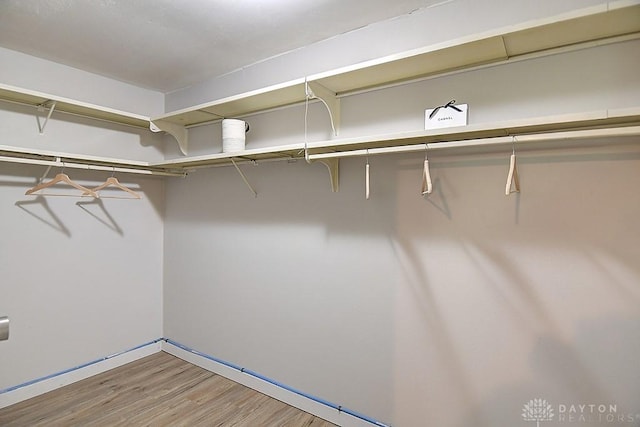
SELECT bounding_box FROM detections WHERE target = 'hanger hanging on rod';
[365,149,370,200]
[505,136,520,196]
[86,169,141,199]
[421,144,433,195]
[25,163,98,198]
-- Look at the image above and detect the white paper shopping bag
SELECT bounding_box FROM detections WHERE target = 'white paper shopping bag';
[425,100,468,130]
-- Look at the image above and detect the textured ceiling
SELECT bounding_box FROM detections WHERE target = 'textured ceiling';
[0,0,443,92]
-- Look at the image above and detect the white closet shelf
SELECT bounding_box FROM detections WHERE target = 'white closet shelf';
[308,1,640,95]
[305,108,640,155]
[145,107,640,193]
[2,2,637,158]
[152,107,640,168]
[151,79,308,127]
[151,143,306,169]
[153,1,640,130]
[2,108,639,186]
[0,83,150,129]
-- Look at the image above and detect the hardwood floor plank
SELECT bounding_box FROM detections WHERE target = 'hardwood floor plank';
[0,351,337,426]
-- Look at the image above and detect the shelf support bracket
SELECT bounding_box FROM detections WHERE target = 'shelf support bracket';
[231,158,257,198]
[36,101,57,134]
[316,158,339,192]
[150,120,188,156]
[306,81,340,136]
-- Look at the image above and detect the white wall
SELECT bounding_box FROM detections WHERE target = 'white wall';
[0,161,165,391]
[0,47,164,117]
[163,40,640,426]
[0,70,166,391]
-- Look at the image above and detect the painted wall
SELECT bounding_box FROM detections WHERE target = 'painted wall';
[0,46,164,117]
[163,40,640,426]
[0,82,165,390]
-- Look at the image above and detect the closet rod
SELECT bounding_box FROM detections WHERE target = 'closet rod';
[0,155,184,177]
[307,126,640,161]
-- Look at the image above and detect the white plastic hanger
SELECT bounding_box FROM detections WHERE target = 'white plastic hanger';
[421,144,433,195]
[505,137,520,196]
[26,165,98,198]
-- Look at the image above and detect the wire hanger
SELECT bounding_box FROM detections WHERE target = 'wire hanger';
[25,163,98,198]
[421,143,433,195]
[365,149,370,200]
[86,168,141,199]
[505,136,520,196]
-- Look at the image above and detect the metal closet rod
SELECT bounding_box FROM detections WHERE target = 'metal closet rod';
[0,155,184,177]
[307,126,640,161]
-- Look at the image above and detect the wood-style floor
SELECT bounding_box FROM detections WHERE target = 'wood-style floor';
[0,351,336,426]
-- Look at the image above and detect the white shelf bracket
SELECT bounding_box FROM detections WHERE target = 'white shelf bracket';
[150,119,188,156]
[36,101,57,134]
[306,81,340,136]
[316,158,339,192]
[231,158,257,198]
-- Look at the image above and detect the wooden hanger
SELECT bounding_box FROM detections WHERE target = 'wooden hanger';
[421,144,433,195]
[87,176,141,199]
[505,141,520,195]
[365,150,370,200]
[26,172,98,198]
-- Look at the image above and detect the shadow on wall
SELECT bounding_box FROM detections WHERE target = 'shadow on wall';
[165,155,399,237]
[76,199,123,236]
[14,195,131,237]
[0,101,162,152]
[458,316,640,427]
[388,144,640,426]
[164,138,640,231]
[384,230,640,426]
[2,163,158,236]
[15,195,71,237]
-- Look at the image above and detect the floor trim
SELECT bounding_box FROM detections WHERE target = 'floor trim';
[0,338,390,427]
[0,339,163,409]
[162,338,388,427]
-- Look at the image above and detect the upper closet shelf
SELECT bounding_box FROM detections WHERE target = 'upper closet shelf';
[305,107,640,155]
[152,107,640,169]
[152,0,640,132]
[0,83,150,129]
[150,107,640,193]
[2,2,637,157]
[307,0,640,95]
[152,79,308,127]
[151,143,306,169]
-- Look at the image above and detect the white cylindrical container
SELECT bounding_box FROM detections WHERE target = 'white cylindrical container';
[222,119,249,153]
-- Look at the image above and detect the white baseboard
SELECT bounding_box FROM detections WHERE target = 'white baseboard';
[1,339,387,427]
[161,340,382,427]
[0,340,162,410]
